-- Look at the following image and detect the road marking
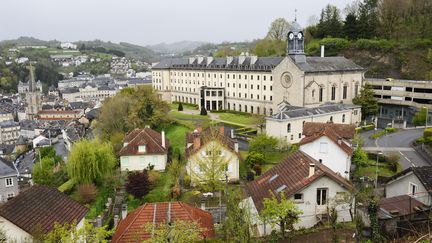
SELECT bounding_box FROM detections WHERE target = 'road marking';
[363,147,415,152]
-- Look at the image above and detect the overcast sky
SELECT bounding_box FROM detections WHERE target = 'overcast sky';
[1,0,353,46]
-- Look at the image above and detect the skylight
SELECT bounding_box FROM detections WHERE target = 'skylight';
[276,185,287,193]
[269,174,279,183]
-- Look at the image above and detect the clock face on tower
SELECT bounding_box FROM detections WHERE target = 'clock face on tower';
[288,32,294,40]
[281,73,293,88]
[297,32,303,40]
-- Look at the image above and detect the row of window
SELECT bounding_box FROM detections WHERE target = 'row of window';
[169,72,273,81]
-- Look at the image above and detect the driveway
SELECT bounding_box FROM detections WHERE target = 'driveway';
[360,128,429,169]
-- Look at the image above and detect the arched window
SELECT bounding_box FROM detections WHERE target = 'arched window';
[312,89,315,98]
[343,84,348,99]
[331,85,336,101]
[270,108,273,116]
[342,114,346,123]
[287,123,291,133]
[319,86,324,102]
[330,116,333,122]
[303,121,306,127]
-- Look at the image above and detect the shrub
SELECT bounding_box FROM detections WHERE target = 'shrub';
[183,175,191,188]
[245,151,265,168]
[177,102,183,111]
[424,128,432,138]
[126,170,151,199]
[249,134,278,154]
[148,170,161,184]
[352,148,368,167]
[77,183,98,204]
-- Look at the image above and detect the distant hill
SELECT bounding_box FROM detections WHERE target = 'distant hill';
[147,41,209,54]
[74,40,156,61]
[0,36,60,48]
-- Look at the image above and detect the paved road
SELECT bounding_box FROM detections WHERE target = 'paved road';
[360,129,429,169]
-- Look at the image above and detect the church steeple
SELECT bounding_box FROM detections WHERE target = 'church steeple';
[287,19,306,63]
[28,62,36,92]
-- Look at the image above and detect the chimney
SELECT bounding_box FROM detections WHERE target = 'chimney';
[320,45,325,58]
[200,199,206,211]
[161,130,166,148]
[234,141,239,153]
[226,56,233,65]
[308,163,315,178]
[219,126,225,136]
[193,137,201,150]
[121,204,128,220]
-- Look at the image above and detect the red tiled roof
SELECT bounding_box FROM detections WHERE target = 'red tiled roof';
[111,202,215,242]
[303,122,356,139]
[0,185,88,235]
[185,128,237,159]
[299,126,353,156]
[119,128,169,156]
[378,195,428,219]
[245,151,353,211]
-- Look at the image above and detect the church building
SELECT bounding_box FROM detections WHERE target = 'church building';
[25,64,42,121]
[152,21,365,116]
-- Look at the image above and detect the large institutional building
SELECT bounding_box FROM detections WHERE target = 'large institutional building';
[152,21,365,117]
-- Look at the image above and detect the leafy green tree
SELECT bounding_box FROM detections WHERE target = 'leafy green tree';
[412,107,428,126]
[249,134,278,157]
[221,188,252,242]
[66,140,116,185]
[33,147,67,187]
[368,198,383,242]
[43,220,112,243]
[245,151,265,168]
[143,220,204,243]
[253,39,286,57]
[259,192,303,240]
[352,147,368,167]
[191,128,231,192]
[358,0,379,39]
[352,83,378,120]
[267,18,290,41]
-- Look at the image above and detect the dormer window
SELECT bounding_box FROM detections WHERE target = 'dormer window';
[138,145,146,153]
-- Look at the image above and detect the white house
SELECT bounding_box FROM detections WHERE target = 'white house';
[0,185,88,242]
[243,151,354,237]
[299,122,355,179]
[385,166,432,206]
[0,158,19,202]
[119,128,169,172]
[185,127,240,183]
[60,42,77,50]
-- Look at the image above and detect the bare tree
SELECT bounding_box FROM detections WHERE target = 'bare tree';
[267,18,290,41]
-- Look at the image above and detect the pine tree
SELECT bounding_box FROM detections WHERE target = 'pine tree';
[352,83,378,120]
[178,102,183,111]
[343,13,359,40]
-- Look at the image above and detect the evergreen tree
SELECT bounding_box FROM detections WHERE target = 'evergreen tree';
[358,0,379,39]
[177,102,183,111]
[343,12,359,40]
[352,84,379,120]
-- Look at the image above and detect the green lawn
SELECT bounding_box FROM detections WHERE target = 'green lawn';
[355,159,402,178]
[217,112,256,126]
[170,103,198,110]
[165,124,191,154]
[240,150,292,174]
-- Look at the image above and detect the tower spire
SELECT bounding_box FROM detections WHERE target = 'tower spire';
[28,62,35,92]
[295,9,297,22]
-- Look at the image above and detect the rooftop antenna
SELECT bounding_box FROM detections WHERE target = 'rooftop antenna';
[295,9,298,22]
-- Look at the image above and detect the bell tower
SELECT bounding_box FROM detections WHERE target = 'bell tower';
[26,62,42,120]
[287,17,306,63]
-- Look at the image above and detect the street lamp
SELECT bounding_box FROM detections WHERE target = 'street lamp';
[375,152,383,189]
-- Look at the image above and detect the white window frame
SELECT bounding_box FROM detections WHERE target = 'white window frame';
[409,182,418,197]
[5,178,13,187]
[138,145,146,153]
[317,188,328,205]
[320,142,328,154]
[293,193,304,203]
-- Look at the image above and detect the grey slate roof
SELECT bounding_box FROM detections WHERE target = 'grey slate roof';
[152,56,284,71]
[269,103,360,121]
[0,157,17,178]
[387,166,432,196]
[153,55,364,73]
[295,56,364,73]
[0,120,19,128]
